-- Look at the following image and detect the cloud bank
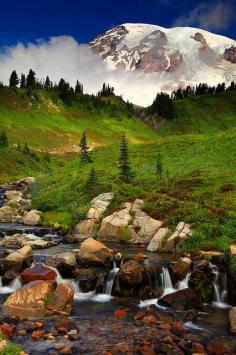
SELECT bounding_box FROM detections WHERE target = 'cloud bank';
[174,1,234,31]
[0,36,161,107]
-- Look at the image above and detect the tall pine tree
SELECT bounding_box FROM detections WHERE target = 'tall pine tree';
[9,70,19,87]
[80,131,92,163]
[20,74,26,88]
[119,135,132,183]
[85,168,98,192]
[26,69,36,88]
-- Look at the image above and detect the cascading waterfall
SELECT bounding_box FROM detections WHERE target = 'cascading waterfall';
[161,266,175,295]
[177,272,191,290]
[0,276,21,294]
[211,264,230,308]
[105,260,119,295]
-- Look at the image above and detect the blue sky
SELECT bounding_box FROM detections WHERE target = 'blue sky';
[0,0,235,47]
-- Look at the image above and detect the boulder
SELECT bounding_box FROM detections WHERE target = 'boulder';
[132,210,164,243]
[73,219,96,238]
[147,228,170,251]
[0,206,21,223]
[166,222,192,252]
[158,288,202,310]
[21,264,57,283]
[22,210,41,226]
[6,245,33,263]
[47,283,74,315]
[98,207,132,241]
[78,238,112,267]
[2,280,56,318]
[0,234,56,249]
[87,192,114,221]
[4,190,23,202]
[54,252,77,266]
[118,260,143,286]
[76,268,106,292]
[229,307,236,334]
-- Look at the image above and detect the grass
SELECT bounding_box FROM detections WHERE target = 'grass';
[0,87,236,252]
[0,333,22,355]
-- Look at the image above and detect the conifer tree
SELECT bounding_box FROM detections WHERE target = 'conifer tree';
[75,80,83,94]
[26,69,36,88]
[0,132,8,147]
[80,131,92,163]
[20,74,26,88]
[9,70,19,87]
[85,168,98,192]
[156,152,163,180]
[119,135,132,182]
[44,76,51,90]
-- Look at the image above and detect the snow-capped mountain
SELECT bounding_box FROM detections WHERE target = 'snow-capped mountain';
[90,23,236,93]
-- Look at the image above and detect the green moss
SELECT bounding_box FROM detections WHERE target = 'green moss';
[0,333,22,355]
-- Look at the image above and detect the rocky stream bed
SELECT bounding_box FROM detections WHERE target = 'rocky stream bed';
[0,178,236,354]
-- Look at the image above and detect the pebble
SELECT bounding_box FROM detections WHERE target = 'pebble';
[54,343,65,350]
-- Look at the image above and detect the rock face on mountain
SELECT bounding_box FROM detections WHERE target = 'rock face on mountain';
[90,23,236,92]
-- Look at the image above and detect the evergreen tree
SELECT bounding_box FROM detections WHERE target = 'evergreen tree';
[156,152,163,180]
[0,132,8,147]
[26,69,36,88]
[20,74,26,88]
[44,76,51,90]
[85,168,98,192]
[9,70,19,87]
[75,80,83,94]
[119,135,132,183]
[79,131,92,163]
[149,92,175,120]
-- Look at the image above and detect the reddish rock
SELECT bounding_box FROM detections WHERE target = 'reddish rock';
[192,342,205,353]
[114,309,127,318]
[21,264,57,283]
[0,323,16,338]
[207,342,230,355]
[158,288,203,311]
[143,315,156,325]
[31,330,45,340]
[47,283,74,315]
[134,311,145,320]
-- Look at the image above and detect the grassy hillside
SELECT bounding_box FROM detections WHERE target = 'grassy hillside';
[0,87,236,253]
[158,91,236,134]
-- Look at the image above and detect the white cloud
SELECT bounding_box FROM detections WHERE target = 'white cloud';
[0,36,162,107]
[174,1,234,31]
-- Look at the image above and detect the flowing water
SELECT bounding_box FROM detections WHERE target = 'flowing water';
[211,263,230,309]
[0,276,21,294]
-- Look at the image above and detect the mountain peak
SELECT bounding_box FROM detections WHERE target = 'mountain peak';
[90,23,236,93]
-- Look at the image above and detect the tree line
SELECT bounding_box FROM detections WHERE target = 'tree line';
[171,81,236,100]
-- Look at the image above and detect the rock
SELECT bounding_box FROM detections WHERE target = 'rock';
[166,222,192,252]
[229,307,236,334]
[0,206,21,223]
[98,207,132,241]
[2,280,56,318]
[132,210,164,243]
[0,234,56,249]
[230,245,236,257]
[87,192,114,221]
[158,288,202,310]
[6,245,33,263]
[169,261,191,282]
[63,234,79,244]
[47,283,74,315]
[78,238,112,267]
[118,260,143,286]
[147,228,170,251]
[21,264,57,283]
[76,268,106,292]
[22,210,41,225]
[0,340,7,352]
[73,219,96,238]
[4,190,23,202]
[55,252,77,266]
